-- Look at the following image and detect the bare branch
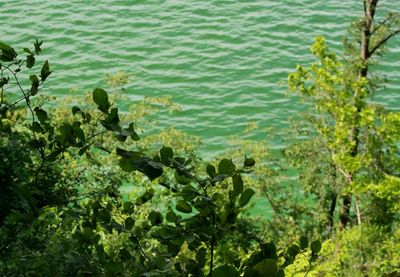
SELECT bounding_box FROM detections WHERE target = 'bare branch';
[369,29,400,57]
[371,14,400,36]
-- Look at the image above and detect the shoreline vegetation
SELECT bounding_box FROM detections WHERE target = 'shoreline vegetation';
[1,1,400,276]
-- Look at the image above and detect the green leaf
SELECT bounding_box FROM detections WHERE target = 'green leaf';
[34,107,47,123]
[175,171,191,185]
[119,158,136,172]
[78,145,89,156]
[123,201,135,214]
[310,240,322,254]
[166,209,179,223]
[287,244,300,257]
[206,164,216,177]
[239,188,255,207]
[260,243,278,259]
[92,88,110,113]
[148,211,163,225]
[195,247,207,268]
[31,122,44,133]
[30,75,40,96]
[34,38,43,55]
[232,174,244,195]
[72,106,82,115]
[136,189,154,205]
[116,148,142,159]
[160,146,173,165]
[176,200,192,213]
[0,77,9,88]
[40,60,52,81]
[244,156,256,167]
[213,264,240,277]
[181,185,199,201]
[119,248,132,261]
[253,259,278,276]
[23,48,33,55]
[299,236,308,249]
[105,261,123,274]
[100,107,120,131]
[211,174,228,183]
[218,158,236,175]
[26,54,35,68]
[0,42,17,62]
[134,157,164,180]
[125,217,135,230]
[122,122,139,141]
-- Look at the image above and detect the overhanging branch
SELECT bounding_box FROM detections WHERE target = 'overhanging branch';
[368,29,400,57]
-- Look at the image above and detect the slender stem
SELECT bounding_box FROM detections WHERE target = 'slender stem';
[209,211,216,277]
[368,29,400,57]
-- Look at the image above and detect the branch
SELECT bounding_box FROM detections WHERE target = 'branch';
[368,29,400,57]
[371,14,400,36]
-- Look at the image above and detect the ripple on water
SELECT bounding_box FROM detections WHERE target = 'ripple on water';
[2,0,400,157]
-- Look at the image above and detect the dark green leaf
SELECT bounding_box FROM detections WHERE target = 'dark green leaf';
[125,217,135,230]
[253,259,278,276]
[287,244,300,257]
[119,158,135,172]
[211,174,228,183]
[160,146,173,165]
[123,201,135,214]
[310,240,322,254]
[176,200,192,213]
[232,174,244,195]
[213,264,239,277]
[0,77,9,88]
[244,157,256,167]
[26,54,35,68]
[78,145,89,156]
[133,157,164,180]
[175,171,191,185]
[121,122,140,141]
[0,42,17,62]
[181,185,199,201]
[92,88,110,113]
[195,247,207,268]
[31,122,44,133]
[40,60,51,81]
[299,236,308,249]
[166,209,179,223]
[239,188,255,207]
[23,48,33,55]
[100,107,120,131]
[218,158,236,175]
[206,164,216,177]
[116,148,142,159]
[34,107,47,123]
[34,38,43,55]
[261,243,278,259]
[119,248,132,261]
[148,211,163,225]
[29,74,39,96]
[72,106,82,115]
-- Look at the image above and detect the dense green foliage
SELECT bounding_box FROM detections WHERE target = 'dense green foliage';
[1,1,400,276]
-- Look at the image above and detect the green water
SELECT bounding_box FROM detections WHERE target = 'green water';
[2,0,400,157]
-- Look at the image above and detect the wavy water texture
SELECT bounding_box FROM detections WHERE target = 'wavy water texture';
[1,0,399,157]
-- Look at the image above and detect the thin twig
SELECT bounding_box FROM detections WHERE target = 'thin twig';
[368,29,400,57]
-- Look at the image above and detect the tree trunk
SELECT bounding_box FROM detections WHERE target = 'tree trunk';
[339,195,352,230]
[327,192,337,236]
[339,0,377,230]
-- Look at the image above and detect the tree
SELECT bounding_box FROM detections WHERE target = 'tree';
[288,0,400,231]
[1,40,320,276]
